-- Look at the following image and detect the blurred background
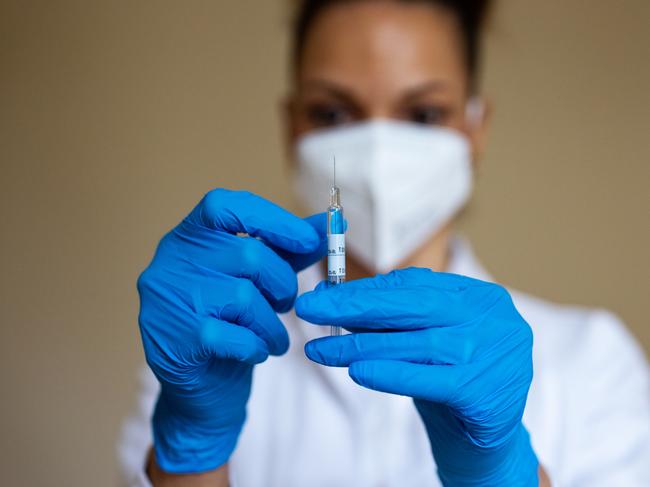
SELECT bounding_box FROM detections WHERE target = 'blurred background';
[1,0,648,485]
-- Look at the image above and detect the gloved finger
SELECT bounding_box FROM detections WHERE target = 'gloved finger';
[185,189,320,253]
[311,267,472,292]
[307,280,440,333]
[176,231,300,312]
[295,287,453,329]
[304,328,469,367]
[201,276,290,355]
[199,318,270,365]
[348,359,456,405]
[296,276,501,330]
[270,213,328,272]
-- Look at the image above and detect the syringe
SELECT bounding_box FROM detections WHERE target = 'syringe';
[327,161,345,336]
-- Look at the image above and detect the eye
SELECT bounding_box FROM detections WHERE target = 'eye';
[306,103,354,128]
[408,105,449,125]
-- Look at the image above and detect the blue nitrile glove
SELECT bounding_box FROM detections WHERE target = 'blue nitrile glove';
[296,268,539,486]
[137,189,326,473]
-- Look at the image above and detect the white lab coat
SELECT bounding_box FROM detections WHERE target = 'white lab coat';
[118,237,650,486]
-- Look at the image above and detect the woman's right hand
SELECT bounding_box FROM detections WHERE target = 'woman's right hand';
[137,189,326,474]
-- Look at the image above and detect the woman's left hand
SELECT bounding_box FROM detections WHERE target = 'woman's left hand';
[296,268,539,486]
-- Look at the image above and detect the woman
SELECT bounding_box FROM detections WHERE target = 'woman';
[120,1,649,485]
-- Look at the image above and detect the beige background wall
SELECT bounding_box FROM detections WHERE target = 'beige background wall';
[1,1,648,485]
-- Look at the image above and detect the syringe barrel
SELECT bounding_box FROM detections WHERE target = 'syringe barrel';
[327,187,345,285]
[327,186,345,336]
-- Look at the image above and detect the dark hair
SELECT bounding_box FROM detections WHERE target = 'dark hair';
[292,0,493,91]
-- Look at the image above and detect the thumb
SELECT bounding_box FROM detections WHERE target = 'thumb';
[272,213,328,272]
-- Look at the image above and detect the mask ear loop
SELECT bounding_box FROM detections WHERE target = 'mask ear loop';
[464,97,486,130]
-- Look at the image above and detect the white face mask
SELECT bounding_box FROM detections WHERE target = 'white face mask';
[293,119,473,273]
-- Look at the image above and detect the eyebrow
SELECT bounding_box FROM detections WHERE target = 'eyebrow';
[297,79,360,105]
[297,78,449,103]
[401,80,449,101]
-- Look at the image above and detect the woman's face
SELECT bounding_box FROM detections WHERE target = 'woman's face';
[286,1,488,154]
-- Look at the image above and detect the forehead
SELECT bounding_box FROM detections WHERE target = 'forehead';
[298,1,468,94]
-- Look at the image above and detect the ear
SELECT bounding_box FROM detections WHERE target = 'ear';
[280,93,300,168]
[465,96,492,168]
